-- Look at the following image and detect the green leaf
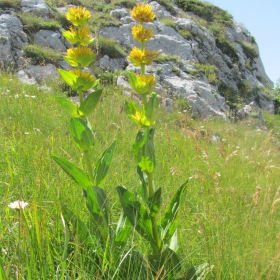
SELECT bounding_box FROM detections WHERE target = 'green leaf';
[145,92,159,125]
[61,203,96,249]
[159,181,188,247]
[124,101,151,127]
[94,141,116,186]
[137,166,148,203]
[148,188,162,217]
[55,96,78,116]
[112,211,132,251]
[116,186,157,248]
[148,248,181,276]
[70,117,94,151]
[58,69,78,88]
[133,128,156,170]
[51,155,91,190]
[127,71,154,95]
[86,186,109,243]
[79,89,102,117]
[138,156,154,173]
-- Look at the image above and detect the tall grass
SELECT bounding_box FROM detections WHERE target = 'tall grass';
[1,73,280,279]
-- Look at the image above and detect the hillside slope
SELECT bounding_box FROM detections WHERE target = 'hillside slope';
[0,0,275,118]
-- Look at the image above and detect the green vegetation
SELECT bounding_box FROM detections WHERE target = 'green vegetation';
[23,44,62,65]
[17,13,61,33]
[0,0,20,9]
[175,0,233,26]
[93,36,126,58]
[1,72,280,279]
[157,0,177,16]
[155,54,184,68]
[192,63,219,85]
[240,41,259,59]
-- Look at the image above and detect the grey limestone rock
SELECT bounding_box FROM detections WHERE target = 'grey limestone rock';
[21,0,52,17]
[33,30,71,52]
[0,14,27,69]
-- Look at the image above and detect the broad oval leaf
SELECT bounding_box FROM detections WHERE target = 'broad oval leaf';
[116,186,157,248]
[159,181,188,246]
[51,155,91,190]
[55,96,78,116]
[79,89,102,117]
[94,141,116,186]
[70,117,94,151]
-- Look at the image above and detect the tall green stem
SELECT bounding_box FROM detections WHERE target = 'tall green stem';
[147,172,161,251]
[84,150,94,184]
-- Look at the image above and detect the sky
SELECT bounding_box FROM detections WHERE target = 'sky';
[206,0,280,85]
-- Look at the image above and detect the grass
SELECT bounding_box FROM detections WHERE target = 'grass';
[23,44,62,66]
[1,72,280,279]
[16,13,61,34]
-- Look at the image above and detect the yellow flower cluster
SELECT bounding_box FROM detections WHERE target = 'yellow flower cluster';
[63,26,94,46]
[66,6,91,26]
[132,25,154,43]
[65,47,95,67]
[128,47,159,66]
[70,69,95,82]
[137,75,156,87]
[130,3,155,23]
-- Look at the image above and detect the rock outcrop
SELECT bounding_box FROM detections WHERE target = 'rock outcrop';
[0,0,274,119]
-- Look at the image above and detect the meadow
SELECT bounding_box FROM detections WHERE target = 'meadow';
[0,72,280,279]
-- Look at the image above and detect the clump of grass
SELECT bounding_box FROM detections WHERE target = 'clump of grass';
[157,0,177,16]
[155,54,184,67]
[192,63,219,85]
[178,29,192,40]
[216,33,239,62]
[0,0,20,9]
[240,41,259,59]
[175,0,233,26]
[90,12,122,30]
[17,13,61,34]
[93,36,126,58]
[23,44,62,65]
[218,82,242,109]
[160,17,176,29]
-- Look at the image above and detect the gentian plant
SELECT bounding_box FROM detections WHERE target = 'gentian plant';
[51,6,131,271]
[116,2,188,277]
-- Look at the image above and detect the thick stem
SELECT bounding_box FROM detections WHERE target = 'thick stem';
[78,86,83,106]
[84,150,94,184]
[147,172,161,252]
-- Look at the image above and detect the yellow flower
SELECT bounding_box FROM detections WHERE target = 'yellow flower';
[66,6,91,26]
[130,3,155,23]
[128,47,159,66]
[58,69,98,91]
[63,26,94,46]
[131,25,154,43]
[127,71,156,95]
[64,47,96,67]
[70,69,95,82]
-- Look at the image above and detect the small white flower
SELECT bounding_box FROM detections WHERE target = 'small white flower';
[24,132,29,135]
[222,138,226,142]
[31,96,36,99]
[8,200,28,210]
[15,94,19,99]
[6,90,10,93]
[24,94,30,98]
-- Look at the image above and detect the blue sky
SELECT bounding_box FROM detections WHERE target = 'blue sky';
[206,0,280,85]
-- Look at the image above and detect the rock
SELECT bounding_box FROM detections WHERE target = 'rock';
[16,64,59,84]
[33,30,71,52]
[99,55,127,71]
[236,101,264,123]
[0,14,27,69]
[21,0,52,17]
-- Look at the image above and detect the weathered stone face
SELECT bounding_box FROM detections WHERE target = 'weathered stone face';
[0,0,274,118]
